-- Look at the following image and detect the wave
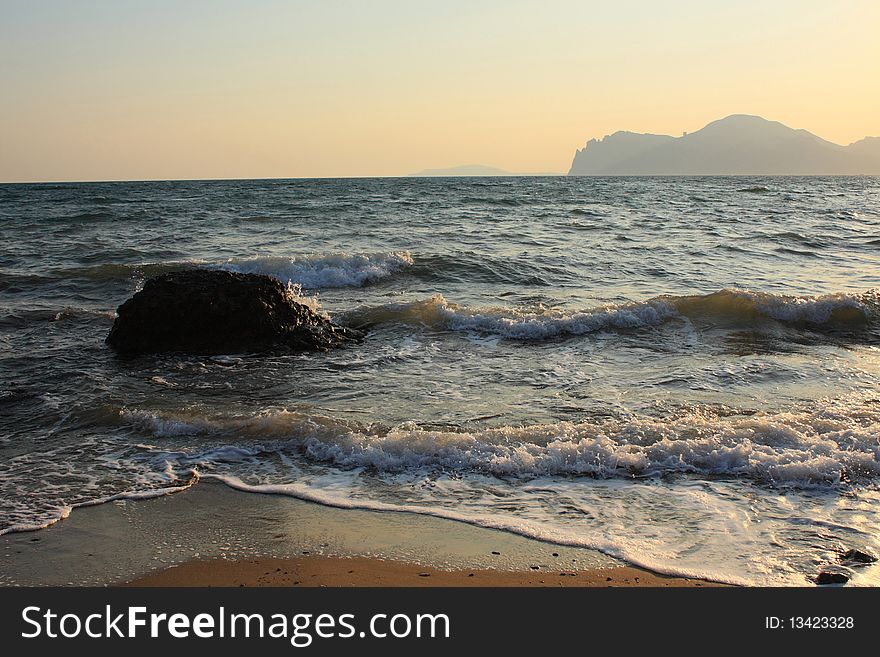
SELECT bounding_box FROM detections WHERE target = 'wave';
[0,475,199,536]
[50,250,566,290]
[219,251,567,288]
[212,251,413,288]
[201,473,748,585]
[122,396,880,488]
[672,289,875,326]
[46,252,413,289]
[408,253,575,287]
[344,289,877,339]
[345,294,677,338]
[774,247,821,258]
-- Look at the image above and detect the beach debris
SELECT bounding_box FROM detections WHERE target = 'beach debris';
[839,548,878,566]
[106,269,362,355]
[815,570,849,585]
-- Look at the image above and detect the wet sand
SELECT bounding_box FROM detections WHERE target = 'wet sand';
[126,555,719,587]
[1,479,723,587]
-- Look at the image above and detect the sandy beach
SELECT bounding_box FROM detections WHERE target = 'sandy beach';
[126,555,717,587]
[1,479,719,588]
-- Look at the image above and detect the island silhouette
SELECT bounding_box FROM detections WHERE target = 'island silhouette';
[412,164,511,177]
[569,114,880,175]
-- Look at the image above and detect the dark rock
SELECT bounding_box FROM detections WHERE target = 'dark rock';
[106,269,361,355]
[815,570,849,585]
[839,549,878,566]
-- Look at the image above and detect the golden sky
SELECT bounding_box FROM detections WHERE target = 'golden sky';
[1,0,878,181]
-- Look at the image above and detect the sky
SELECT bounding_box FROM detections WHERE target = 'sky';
[1,0,879,182]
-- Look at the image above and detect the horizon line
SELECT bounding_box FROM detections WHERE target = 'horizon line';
[5,173,880,185]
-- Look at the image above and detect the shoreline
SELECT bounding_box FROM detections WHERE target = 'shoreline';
[125,555,720,587]
[1,479,724,588]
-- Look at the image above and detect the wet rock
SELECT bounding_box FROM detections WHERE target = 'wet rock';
[106,269,361,355]
[815,570,849,585]
[839,549,878,566]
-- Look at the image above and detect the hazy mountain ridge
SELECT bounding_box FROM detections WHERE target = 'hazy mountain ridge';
[412,165,511,177]
[569,115,880,175]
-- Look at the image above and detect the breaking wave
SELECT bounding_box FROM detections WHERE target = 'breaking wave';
[344,289,877,339]
[213,251,414,288]
[48,251,414,289]
[122,396,880,488]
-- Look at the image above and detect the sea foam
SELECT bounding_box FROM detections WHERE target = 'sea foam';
[345,289,876,339]
[214,251,413,288]
[122,396,880,487]
[54,251,413,290]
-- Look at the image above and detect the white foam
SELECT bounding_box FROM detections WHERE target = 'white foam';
[672,288,875,325]
[347,294,679,339]
[214,251,413,289]
[347,288,877,339]
[0,506,73,535]
[122,398,880,487]
[0,475,198,536]
[758,291,872,324]
[201,473,749,585]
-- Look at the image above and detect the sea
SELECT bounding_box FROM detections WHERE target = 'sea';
[1,175,879,585]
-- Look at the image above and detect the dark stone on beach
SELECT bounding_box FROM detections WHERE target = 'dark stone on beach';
[815,571,849,585]
[839,549,878,566]
[106,269,362,355]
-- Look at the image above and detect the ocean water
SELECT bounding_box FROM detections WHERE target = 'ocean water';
[1,176,879,585]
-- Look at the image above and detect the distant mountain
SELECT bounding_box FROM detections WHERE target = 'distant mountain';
[412,165,511,177]
[568,115,880,175]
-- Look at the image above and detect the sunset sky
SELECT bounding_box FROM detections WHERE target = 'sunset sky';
[2,0,879,182]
